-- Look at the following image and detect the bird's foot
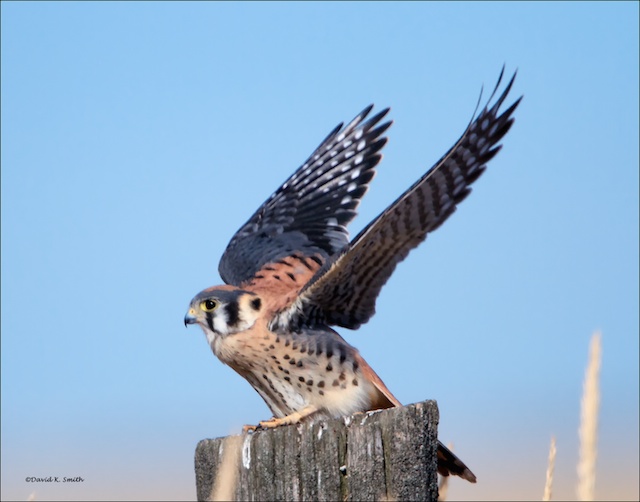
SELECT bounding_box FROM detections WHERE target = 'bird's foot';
[258,415,296,429]
[242,423,260,433]
[244,405,320,432]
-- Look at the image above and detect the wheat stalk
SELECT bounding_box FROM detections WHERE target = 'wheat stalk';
[209,434,242,501]
[577,331,601,501]
[542,435,556,501]
[438,442,453,501]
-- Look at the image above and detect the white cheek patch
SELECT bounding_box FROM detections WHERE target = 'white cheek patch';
[212,309,230,335]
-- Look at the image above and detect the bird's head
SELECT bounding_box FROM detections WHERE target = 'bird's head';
[184,287,263,340]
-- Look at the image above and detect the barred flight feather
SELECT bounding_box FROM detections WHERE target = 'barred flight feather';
[284,69,521,330]
[219,106,392,286]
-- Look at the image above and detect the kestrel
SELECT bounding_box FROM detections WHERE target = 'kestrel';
[185,69,521,482]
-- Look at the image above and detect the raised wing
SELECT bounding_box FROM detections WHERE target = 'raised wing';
[218,106,391,286]
[279,69,522,330]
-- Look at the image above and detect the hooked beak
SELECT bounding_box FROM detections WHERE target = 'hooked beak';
[184,308,197,327]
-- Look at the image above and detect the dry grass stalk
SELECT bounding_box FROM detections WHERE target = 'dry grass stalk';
[438,473,450,501]
[542,435,556,501]
[577,331,601,501]
[438,442,453,501]
[209,434,242,501]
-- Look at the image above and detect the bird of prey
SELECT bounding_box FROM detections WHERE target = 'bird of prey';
[185,68,521,483]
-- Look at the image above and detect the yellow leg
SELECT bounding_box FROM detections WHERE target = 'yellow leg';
[259,405,319,428]
[241,405,320,432]
[242,405,320,432]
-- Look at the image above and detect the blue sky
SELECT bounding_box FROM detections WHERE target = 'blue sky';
[2,2,638,501]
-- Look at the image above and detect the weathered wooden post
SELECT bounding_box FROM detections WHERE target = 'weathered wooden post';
[195,399,440,501]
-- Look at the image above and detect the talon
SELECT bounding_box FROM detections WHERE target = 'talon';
[242,424,259,433]
[259,417,284,429]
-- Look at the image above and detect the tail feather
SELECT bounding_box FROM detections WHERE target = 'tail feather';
[437,442,477,483]
[357,352,477,483]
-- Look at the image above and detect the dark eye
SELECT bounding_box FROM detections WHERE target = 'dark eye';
[200,299,218,312]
